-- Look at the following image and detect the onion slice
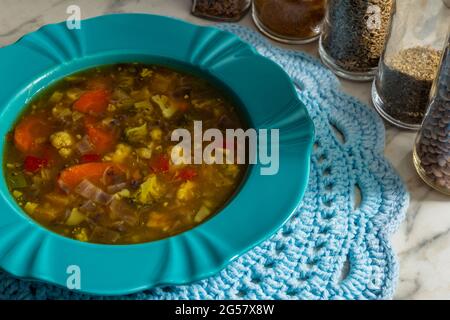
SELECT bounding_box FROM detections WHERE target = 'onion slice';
[75,179,112,205]
[76,135,94,155]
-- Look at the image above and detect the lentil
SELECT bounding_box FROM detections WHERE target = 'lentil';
[414,41,450,194]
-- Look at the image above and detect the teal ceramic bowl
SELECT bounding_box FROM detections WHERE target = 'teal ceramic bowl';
[0,14,314,295]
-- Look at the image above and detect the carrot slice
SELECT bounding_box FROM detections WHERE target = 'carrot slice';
[86,125,118,154]
[84,116,118,154]
[73,89,110,114]
[58,162,122,190]
[14,115,52,154]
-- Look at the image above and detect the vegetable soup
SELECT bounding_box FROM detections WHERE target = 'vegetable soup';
[3,63,246,244]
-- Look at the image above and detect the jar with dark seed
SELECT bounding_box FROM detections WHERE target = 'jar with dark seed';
[191,0,251,21]
[372,0,449,129]
[319,0,394,81]
[414,33,450,195]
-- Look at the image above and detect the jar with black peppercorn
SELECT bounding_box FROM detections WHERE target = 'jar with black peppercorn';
[371,0,449,129]
[319,0,394,81]
[414,33,450,195]
[192,0,251,21]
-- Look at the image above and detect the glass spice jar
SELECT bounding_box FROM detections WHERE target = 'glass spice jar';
[413,33,450,195]
[371,0,450,129]
[319,0,394,81]
[191,0,251,22]
[252,0,326,44]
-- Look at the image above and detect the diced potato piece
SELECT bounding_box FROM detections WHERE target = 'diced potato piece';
[12,190,23,199]
[24,202,38,215]
[177,181,196,201]
[125,123,148,144]
[66,208,85,226]
[152,95,178,119]
[194,205,211,223]
[111,143,132,163]
[137,174,165,204]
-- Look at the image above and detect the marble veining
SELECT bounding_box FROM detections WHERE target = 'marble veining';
[0,0,449,300]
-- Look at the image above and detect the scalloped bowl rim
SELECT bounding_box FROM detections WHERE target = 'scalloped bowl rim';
[0,13,314,295]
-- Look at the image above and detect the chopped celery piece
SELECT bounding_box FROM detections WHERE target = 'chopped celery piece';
[7,172,27,188]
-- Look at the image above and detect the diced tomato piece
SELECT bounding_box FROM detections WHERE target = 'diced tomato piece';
[73,89,110,114]
[176,168,197,181]
[80,154,101,163]
[14,115,52,154]
[86,126,117,154]
[24,156,48,173]
[84,117,118,155]
[150,155,170,173]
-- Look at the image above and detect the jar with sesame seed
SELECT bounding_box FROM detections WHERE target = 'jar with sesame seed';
[372,0,450,129]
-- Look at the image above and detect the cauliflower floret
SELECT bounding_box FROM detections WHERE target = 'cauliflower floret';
[50,131,74,158]
[125,123,148,144]
[137,174,165,204]
[177,181,196,201]
[152,95,178,119]
[111,143,132,163]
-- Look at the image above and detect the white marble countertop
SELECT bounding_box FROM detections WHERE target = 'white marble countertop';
[0,0,448,300]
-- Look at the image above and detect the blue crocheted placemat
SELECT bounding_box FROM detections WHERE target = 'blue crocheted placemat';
[0,24,409,300]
